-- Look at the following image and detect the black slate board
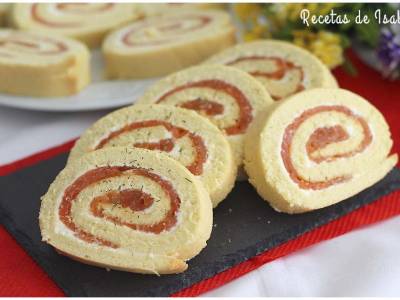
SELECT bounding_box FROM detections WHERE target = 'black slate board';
[0,153,399,297]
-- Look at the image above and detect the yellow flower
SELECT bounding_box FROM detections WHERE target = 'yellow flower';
[318,31,342,44]
[244,24,270,42]
[269,4,296,25]
[318,3,340,15]
[311,33,344,69]
[269,3,341,25]
[293,30,344,69]
[235,3,345,68]
[293,30,316,48]
[283,4,303,21]
[273,4,318,22]
[233,4,262,22]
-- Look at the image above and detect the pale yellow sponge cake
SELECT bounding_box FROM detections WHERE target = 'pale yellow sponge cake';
[11,3,141,48]
[244,88,398,214]
[0,30,90,97]
[103,10,236,79]
[205,40,338,101]
[137,65,274,168]
[40,147,213,274]
[69,104,236,208]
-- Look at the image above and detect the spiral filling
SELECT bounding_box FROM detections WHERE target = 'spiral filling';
[31,3,115,27]
[156,80,253,135]
[281,105,373,190]
[0,34,68,56]
[180,99,224,116]
[94,120,207,176]
[59,166,181,248]
[121,15,211,46]
[226,56,305,100]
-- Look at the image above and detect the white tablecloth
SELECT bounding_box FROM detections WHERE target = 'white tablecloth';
[1,106,399,297]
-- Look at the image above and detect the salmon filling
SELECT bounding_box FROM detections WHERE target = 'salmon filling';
[281,105,372,190]
[226,56,305,100]
[122,15,211,47]
[94,120,208,176]
[156,79,253,135]
[59,166,181,248]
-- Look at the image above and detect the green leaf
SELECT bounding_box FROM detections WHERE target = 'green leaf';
[354,16,380,47]
[340,34,351,48]
[342,55,358,76]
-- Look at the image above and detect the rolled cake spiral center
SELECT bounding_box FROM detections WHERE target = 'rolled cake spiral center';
[122,15,211,46]
[306,125,350,163]
[281,105,373,190]
[156,80,253,135]
[91,189,154,213]
[226,56,305,100]
[59,166,181,248]
[94,120,207,176]
[0,34,67,56]
[180,99,224,116]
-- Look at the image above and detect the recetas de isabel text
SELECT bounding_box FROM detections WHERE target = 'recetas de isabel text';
[301,9,400,27]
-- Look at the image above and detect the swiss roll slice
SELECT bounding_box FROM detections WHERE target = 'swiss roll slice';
[69,104,237,207]
[244,88,398,213]
[40,147,213,274]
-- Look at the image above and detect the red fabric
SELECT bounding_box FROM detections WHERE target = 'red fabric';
[0,139,76,177]
[0,226,64,297]
[173,190,400,297]
[0,52,400,297]
[334,52,400,164]
[0,140,75,296]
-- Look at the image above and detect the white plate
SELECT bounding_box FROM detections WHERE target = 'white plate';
[0,50,159,112]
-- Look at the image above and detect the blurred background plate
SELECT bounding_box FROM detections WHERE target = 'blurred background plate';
[0,50,158,112]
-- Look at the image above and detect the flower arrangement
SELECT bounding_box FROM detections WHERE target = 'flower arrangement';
[377,25,400,80]
[234,3,400,79]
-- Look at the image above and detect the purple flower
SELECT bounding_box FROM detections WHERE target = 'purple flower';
[377,25,400,80]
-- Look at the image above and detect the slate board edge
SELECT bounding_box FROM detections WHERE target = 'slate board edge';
[152,169,400,296]
[0,161,399,296]
[149,169,400,297]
